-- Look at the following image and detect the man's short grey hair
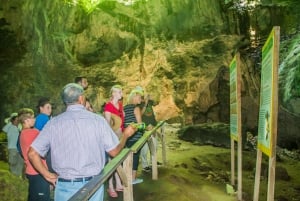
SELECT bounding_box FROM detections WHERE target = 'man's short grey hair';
[61,83,84,105]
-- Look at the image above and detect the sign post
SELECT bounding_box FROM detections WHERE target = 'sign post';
[229,52,242,201]
[253,26,280,201]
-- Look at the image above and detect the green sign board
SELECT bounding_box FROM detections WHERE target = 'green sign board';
[230,56,238,141]
[257,27,278,157]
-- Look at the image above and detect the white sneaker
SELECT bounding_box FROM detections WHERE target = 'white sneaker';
[132,178,143,185]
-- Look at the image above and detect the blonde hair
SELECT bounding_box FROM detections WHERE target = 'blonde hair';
[18,108,34,123]
[127,89,143,104]
[110,84,122,94]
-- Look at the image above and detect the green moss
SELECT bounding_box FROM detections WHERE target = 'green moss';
[279,34,300,103]
[290,61,300,97]
[168,56,187,77]
[202,37,226,55]
[64,0,103,13]
[0,26,26,70]
[154,67,175,79]
[0,132,7,142]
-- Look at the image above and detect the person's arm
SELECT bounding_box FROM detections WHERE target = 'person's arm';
[104,111,112,124]
[140,105,146,115]
[2,123,9,133]
[28,147,57,185]
[140,95,149,115]
[134,106,142,123]
[108,125,136,157]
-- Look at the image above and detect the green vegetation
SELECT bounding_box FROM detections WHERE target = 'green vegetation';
[0,161,28,201]
[279,34,300,103]
[290,61,300,98]
[168,56,187,77]
[64,0,104,13]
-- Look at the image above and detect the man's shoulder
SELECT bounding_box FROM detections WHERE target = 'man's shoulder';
[3,123,19,133]
[51,110,105,122]
[91,112,107,123]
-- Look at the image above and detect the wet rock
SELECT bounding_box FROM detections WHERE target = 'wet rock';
[275,195,289,201]
[275,166,290,181]
[177,122,230,148]
[261,165,290,181]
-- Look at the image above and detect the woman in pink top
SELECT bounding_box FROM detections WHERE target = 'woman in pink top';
[104,85,125,198]
[104,85,124,137]
[19,108,50,201]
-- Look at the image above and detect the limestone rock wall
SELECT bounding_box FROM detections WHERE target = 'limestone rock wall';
[0,0,300,148]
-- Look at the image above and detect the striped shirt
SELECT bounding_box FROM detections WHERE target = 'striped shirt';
[31,104,119,179]
[124,104,143,142]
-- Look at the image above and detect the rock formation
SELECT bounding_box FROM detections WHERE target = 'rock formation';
[0,0,300,149]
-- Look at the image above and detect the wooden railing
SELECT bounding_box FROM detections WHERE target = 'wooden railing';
[69,121,165,201]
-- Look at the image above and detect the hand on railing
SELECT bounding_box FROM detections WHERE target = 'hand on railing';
[146,124,154,131]
[128,122,146,131]
[123,125,138,139]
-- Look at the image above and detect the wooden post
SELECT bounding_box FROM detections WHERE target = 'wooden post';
[253,150,262,201]
[116,166,128,187]
[123,152,134,201]
[148,136,158,180]
[267,155,276,201]
[236,52,242,201]
[237,138,242,200]
[160,124,167,165]
[231,139,235,186]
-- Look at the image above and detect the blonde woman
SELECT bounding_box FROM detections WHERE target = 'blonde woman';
[104,85,125,197]
[123,88,145,184]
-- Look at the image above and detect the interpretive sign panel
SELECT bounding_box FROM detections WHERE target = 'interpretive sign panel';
[253,26,279,201]
[229,55,241,142]
[257,27,279,157]
[229,53,242,201]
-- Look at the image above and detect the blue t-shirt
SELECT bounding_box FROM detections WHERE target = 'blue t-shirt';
[35,113,50,131]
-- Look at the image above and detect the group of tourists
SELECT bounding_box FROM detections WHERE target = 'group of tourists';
[2,76,160,201]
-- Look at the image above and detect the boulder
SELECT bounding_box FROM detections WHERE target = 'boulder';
[177,122,230,148]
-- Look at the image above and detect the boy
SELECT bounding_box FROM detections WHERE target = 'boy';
[2,112,24,176]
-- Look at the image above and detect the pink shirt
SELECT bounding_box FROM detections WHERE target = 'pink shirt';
[20,128,47,175]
